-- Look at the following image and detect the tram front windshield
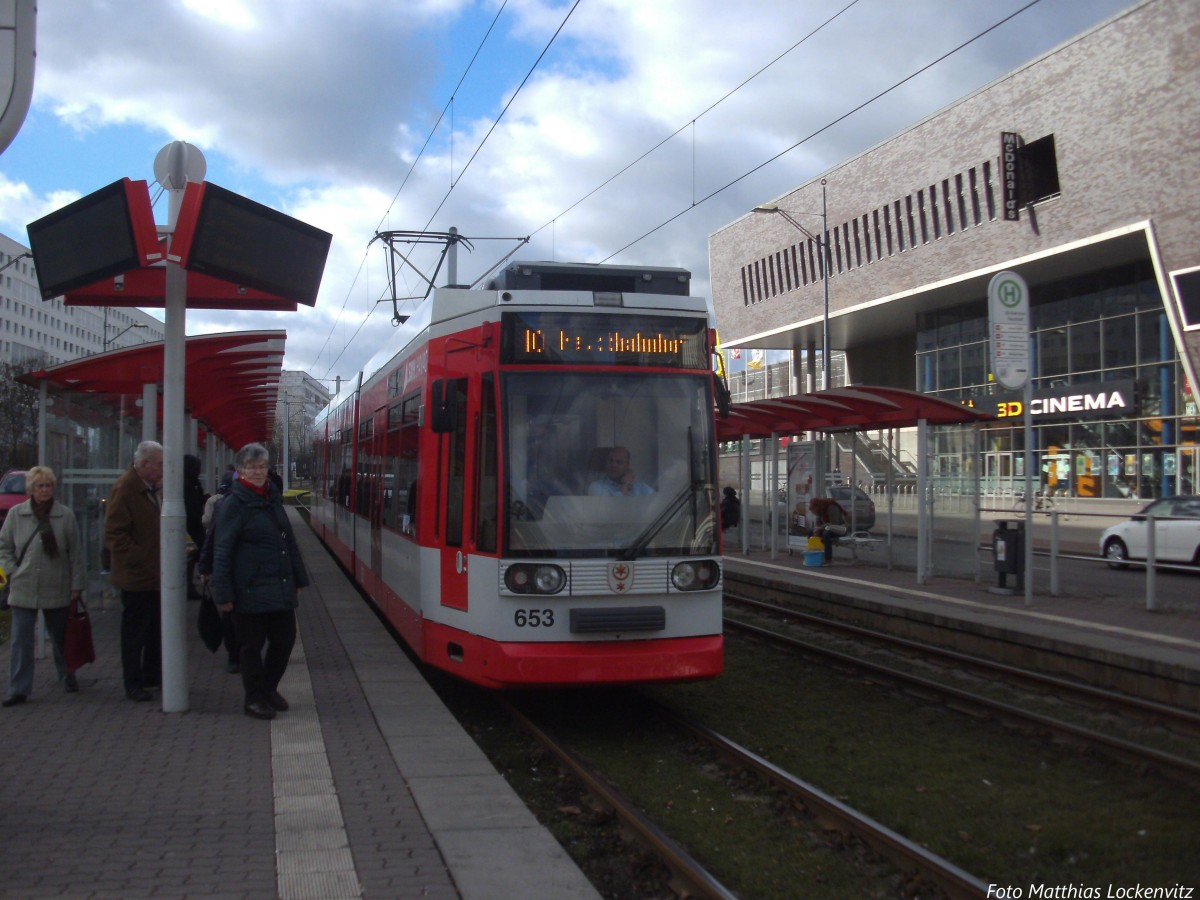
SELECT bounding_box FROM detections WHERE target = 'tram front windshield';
[504,372,717,558]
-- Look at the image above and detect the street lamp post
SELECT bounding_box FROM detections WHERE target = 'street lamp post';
[753,178,830,391]
[753,180,834,511]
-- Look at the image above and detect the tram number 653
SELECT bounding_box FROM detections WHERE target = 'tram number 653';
[514,609,555,628]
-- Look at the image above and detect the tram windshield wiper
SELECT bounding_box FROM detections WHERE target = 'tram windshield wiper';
[617,482,697,561]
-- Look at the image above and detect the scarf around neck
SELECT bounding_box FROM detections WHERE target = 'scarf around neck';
[31,498,59,559]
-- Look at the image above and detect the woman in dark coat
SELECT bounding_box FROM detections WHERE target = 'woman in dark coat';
[211,443,309,720]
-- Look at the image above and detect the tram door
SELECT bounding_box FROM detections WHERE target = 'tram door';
[436,377,471,611]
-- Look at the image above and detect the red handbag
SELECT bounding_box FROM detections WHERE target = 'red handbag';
[65,596,96,674]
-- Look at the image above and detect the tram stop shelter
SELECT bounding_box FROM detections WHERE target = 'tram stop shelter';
[16,330,287,601]
[718,386,995,583]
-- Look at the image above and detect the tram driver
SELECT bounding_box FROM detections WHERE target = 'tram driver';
[587,446,654,497]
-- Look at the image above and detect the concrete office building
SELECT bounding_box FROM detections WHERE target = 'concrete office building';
[1,231,165,366]
[710,0,1200,502]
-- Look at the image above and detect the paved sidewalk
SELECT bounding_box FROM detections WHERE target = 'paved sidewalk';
[0,511,598,899]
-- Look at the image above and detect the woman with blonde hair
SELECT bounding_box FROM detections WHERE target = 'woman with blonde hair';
[0,466,86,706]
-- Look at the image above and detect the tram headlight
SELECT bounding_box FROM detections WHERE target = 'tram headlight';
[671,560,720,592]
[504,563,566,595]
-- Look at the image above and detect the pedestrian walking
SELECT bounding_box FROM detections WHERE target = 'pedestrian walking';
[105,440,164,701]
[211,443,309,720]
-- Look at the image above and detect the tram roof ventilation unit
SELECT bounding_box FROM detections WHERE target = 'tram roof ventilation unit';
[486,261,691,296]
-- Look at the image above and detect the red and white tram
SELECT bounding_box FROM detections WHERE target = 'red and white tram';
[311,261,724,688]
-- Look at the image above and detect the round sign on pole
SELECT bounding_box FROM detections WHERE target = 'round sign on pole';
[989,270,1030,391]
[154,141,206,190]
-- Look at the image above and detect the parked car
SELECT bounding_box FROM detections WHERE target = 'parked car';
[0,468,28,531]
[1099,495,1200,568]
[829,485,876,531]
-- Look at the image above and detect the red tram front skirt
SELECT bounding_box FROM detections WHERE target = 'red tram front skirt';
[422,622,723,689]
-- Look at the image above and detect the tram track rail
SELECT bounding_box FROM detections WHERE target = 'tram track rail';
[724,591,1200,786]
[500,697,740,900]
[502,693,991,900]
[650,700,991,900]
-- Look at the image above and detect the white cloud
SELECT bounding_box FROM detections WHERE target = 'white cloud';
[1,0,1133,381]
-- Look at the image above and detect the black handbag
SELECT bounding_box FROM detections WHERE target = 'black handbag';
[197,593,223,653]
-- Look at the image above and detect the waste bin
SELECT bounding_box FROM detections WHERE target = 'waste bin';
[992,520,1024,588]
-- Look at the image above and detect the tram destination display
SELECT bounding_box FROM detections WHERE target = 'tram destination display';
[500,311,708,368]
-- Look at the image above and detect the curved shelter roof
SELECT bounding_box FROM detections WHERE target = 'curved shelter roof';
[19,330,287,449]
[717,386,993,440]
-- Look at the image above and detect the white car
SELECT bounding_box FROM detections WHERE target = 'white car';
[1099,496,1200,568]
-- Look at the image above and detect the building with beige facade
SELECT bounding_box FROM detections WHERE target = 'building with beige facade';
[710,0,1200,501]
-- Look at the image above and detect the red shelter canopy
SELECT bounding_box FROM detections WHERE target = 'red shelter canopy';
[19,330,287,450]
[717,386,993,441]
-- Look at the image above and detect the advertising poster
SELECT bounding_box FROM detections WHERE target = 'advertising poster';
[786,441,819,547]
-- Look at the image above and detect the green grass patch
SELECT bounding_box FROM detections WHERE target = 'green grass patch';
[282,489,311,506]
[651,635,1200,888]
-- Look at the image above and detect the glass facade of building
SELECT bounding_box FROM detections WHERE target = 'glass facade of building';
[916,261,1198,500]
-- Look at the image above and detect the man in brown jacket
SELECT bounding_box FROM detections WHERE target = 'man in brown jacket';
[105,441,163,701]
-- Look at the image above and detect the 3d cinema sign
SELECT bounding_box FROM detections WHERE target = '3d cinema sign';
[992,381,1135,420]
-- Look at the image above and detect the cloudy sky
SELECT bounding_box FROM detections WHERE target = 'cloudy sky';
[0,0,1135,384]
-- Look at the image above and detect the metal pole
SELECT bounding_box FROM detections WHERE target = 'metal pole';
[160,188,189,713]
[37,381,47,465]
[142,384,157,443]
[1049,510,1060,596]
[1145,514,1157,611]
[1023,375,1034,607]
[741,435,750,555]
[156,139,205,714]
[821,179,829,392]
[283,394,290,493]
[916,419,928,585]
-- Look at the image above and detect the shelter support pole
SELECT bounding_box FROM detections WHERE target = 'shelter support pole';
[1023,375,1034,607]
[740,435,750,556]
[885,428,894,570]
[770,433,780,560]
[204,434,215,493]
[759,438,767,551]
[916,418,929,585]
[283,394,290,493]
[142,383,157,443]
[37,381,47,465]
[973,424,982,583]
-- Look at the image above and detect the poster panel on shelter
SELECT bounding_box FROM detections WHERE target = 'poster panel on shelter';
[786,441,820,548]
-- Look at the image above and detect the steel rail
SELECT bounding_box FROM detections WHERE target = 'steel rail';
[651,701,991,900]
[500,698,740,900]
[725,590,1200,736]
[723,613,1200,786]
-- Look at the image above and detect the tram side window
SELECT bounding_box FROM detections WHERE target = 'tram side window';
[445,378,469,547]
[338,441,353,508]
[475,374,498,553]
[386,391,421,536]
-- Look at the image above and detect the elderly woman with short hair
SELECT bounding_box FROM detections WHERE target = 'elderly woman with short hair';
[211,443,309,720]
[0,466,86,706]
